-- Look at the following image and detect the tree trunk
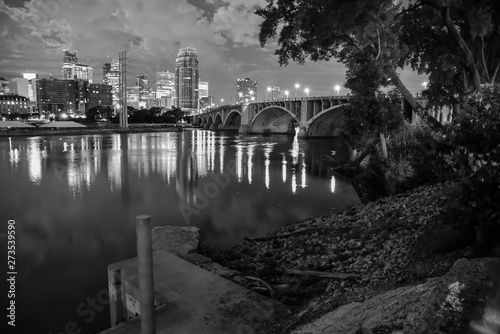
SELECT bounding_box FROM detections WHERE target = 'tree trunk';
[379,132,388,158]
[387,67,443,132]
[441,5,482,90]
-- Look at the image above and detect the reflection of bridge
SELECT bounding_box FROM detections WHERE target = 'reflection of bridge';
[193,96,350,138]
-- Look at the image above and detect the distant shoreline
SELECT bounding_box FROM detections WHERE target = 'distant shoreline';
[0,124,192,137]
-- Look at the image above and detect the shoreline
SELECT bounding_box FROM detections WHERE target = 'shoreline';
[211,180,498,333]
[0,124,190,137]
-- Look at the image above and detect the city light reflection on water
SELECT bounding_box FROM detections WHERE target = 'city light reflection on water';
[0,130,360,333]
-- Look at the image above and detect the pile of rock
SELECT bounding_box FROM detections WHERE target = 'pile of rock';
[221,181,487,332]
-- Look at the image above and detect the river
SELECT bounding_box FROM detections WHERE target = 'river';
[0,129,360,333]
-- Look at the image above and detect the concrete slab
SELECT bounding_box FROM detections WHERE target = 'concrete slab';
[103,250,283,334]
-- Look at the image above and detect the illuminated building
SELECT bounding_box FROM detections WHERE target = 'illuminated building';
[199,96,214,110]
[0,77,9,95]
[62,50,93,83]
[35,78,111,116]
[86,83,113,110]
[175,47,199,111]
[236,78,257,103]
[0,95,29,115]
[156,71,175,108]
[127,87,139,109]
[136,75,150,109]
[198,81,208,98]
[103,58,120,107]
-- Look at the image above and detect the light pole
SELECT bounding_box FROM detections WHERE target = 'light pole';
[267,87,272,100]
[221,98,224,105]
[335,85,340,96]
[295,83,300,98]
[304,88,309,97]
[284,90,289,99]
[422,82,428,90]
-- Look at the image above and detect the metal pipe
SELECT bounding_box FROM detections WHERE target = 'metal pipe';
[136,215,156,334]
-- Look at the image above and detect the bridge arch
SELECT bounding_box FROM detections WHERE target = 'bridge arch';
[251,106,298,134]
[213,113,223,129]
[306,104,347,137]
[223,110,241,129]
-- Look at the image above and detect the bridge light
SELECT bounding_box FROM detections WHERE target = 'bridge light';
[284,90,289,99]
[294,83,300,98]
[335,85,341,96]
[304,88,310,97]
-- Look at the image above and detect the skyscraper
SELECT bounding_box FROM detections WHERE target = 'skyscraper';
[136,75,149,109]
[236,78,257,103]
[175,47,199,111]
[156,71,175,108]
[103,58,120,108]
[62,50,93,82]
[198,81,208,98]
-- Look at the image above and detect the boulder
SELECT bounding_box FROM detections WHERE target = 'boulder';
[291,257,500,334]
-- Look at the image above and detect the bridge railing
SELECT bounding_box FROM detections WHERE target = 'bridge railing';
[197,95,351,115]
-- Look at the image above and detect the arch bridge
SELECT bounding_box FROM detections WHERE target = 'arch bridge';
[193,96,350,138]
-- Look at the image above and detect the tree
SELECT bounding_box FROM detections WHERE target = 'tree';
[400,0,500,109]
[165,107,185,124]
[256,0,499,130]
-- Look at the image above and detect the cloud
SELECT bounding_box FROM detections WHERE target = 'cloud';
[212,0,266,46]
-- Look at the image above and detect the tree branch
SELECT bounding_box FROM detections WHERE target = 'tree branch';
[374,27,381,61]
[387,67,443,132]
[441,5,482,89]
[491,62,500,84]
[481,37,490,82]
[395,2,424,19]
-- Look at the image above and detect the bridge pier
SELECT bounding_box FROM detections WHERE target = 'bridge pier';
[238,124,252,134]
[238,103,252,134]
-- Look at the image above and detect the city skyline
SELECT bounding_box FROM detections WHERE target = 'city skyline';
[0,0,428,104]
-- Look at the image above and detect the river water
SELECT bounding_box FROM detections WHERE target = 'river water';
[0,129,360,333]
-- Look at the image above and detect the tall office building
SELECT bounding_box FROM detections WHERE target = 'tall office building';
[9,78,29,98]
[175,47,199,111]
[103,58,120,107]
[198,81,208,98]
[62,50,93,82]
[136,75,150,109]
[156,71,175,108]
[22,73,38,101]
[236,78,257,103]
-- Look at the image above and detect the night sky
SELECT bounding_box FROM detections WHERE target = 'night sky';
[0,0,427,102]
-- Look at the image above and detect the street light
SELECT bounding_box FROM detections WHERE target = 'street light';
[284,90,289,99]
[422,82,428,90]
[221,98,224,105]
[267,86,272,100]
[295,83,300,98]
[334,85,340,96]
[304,88,309,97]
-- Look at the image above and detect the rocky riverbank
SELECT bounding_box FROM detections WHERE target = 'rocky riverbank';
[213,180,499,333]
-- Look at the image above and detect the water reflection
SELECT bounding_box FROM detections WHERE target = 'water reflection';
[0,130,361,334]
[5,131,347,200]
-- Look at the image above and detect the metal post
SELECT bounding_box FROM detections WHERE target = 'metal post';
[136,215,156,334]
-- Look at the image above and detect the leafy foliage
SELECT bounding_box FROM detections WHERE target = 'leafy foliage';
[444,84,500,251]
